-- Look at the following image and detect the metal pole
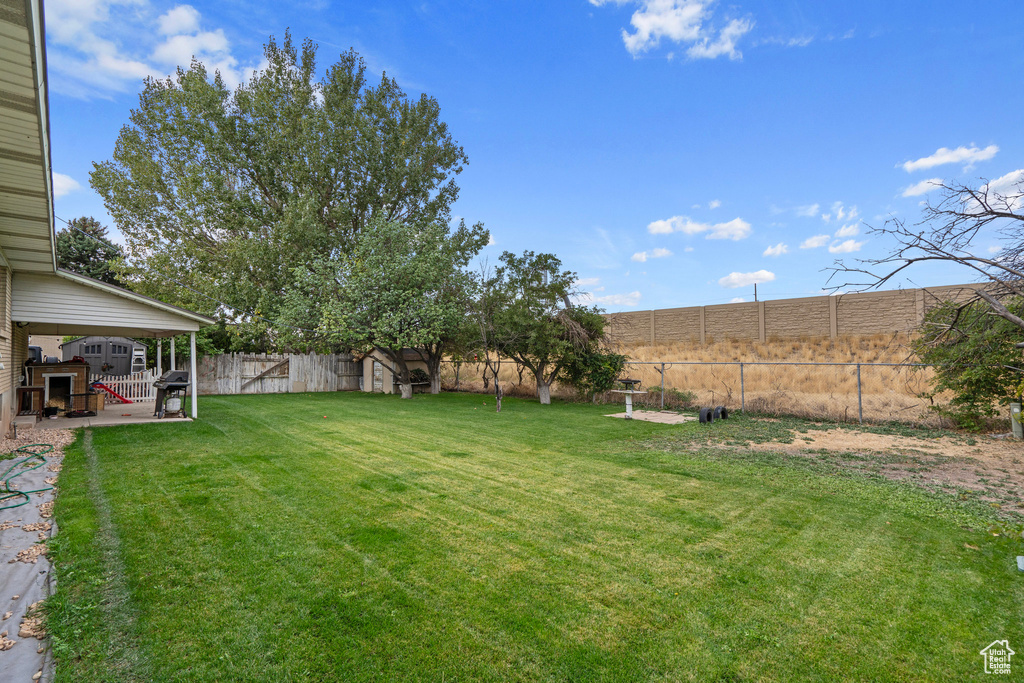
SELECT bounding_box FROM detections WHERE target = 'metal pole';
[660,362,665,410]
[740,363,745,412]
[170,337,176,371]
[190,331,198,419]
[857,363,863,424]
[156,339,162,376]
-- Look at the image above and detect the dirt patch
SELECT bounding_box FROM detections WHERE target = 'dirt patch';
[772,429,1023,516]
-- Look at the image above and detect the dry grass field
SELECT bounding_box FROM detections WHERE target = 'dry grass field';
[441,335,971,427]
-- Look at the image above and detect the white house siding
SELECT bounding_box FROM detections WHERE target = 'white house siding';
[12,273,202,336]
[0,265,11,434]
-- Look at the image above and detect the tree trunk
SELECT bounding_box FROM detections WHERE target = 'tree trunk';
[391,356,413,399]
[535,368,551,405]
[428,356,442,394]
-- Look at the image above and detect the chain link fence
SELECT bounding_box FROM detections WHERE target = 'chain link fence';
[615,361,940,425]
[441,359,946,426]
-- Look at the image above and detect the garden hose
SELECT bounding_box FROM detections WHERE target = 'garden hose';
[0,444,54,512]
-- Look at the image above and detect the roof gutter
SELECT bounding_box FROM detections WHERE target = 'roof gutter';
[24,0,57,272]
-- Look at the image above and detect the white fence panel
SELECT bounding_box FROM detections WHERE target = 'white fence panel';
[94,369,158,403]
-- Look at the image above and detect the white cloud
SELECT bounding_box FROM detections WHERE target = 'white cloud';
[980,169,1024,211]
[158,4,200,35]
[901,178,943,197]
[487,234,496,246]
[708,199,721,209]
[590,0,753,60]
[795,203,819,217]
[800,234,829,249]
[46,0,263,97]
[730,297,747,303]
[151,30,229,66]
[828,239,865,254]
[647,215,751,240]
[987,245,1001,254]
[631,247,673,262]
[755,35,813,48]
[52,173,82,198]
[901,144,999,173]
[824,202,858,224]
[683,246,694,252]
[718,270,775,288]
[591,291,642,307]
[687,17,754,60]
[833,224,859,238]
[762,242,788,257]
[575,277,602,288]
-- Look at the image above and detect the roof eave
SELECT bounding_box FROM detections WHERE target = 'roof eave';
[55,269,217,327]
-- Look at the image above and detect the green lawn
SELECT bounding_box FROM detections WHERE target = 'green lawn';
[46,392,1023,681]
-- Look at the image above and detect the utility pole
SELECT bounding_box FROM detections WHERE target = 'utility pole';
[754,283,758,302]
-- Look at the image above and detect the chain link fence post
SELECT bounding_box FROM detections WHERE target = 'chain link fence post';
[740,362,745,413]
[660,362,665,410]
[857,363,863,424]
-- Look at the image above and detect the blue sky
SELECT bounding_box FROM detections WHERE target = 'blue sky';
[45,0,1024,311]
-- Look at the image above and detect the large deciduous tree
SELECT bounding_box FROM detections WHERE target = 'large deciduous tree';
[488,251,606,405]
[292,217,488,399]
[91,33,467,349]
[55,217,121,285]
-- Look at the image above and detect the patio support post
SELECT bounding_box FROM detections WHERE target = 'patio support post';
[170,337,176,371]
[157,339,162,375]
[190,331,198,419]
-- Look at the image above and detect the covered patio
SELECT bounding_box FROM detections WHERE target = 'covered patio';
[11,268,215,429]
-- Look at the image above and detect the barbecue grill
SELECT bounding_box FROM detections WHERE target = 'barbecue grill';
[153,370,190,418]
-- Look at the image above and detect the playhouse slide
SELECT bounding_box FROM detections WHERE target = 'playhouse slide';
[91,382,133,404]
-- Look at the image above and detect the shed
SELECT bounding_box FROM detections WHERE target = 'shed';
[62,335,147,376]
[362,349,430,394]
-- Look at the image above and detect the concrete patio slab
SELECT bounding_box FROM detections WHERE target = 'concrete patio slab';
[604,410,698,424]
[16,401,191,432]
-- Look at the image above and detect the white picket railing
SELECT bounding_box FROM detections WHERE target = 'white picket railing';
[93,369,158,403]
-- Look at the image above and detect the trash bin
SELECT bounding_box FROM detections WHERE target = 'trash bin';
[1011,402,1023,439]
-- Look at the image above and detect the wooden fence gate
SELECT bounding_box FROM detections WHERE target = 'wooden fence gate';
[197,352,362,395]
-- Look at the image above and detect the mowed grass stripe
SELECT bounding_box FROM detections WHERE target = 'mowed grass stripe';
[47,392,1024,682]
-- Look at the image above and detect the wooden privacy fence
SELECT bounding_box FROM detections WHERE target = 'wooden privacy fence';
[93,369,158,402]
[197,352,362,395]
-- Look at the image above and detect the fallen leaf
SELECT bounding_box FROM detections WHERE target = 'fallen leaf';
[964,544,980,551]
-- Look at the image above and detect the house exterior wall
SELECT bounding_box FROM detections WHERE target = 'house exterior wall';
[0,265,12,436]
[29,335,62,359]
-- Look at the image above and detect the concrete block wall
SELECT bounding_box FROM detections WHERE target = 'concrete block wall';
[604,284,984,346]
